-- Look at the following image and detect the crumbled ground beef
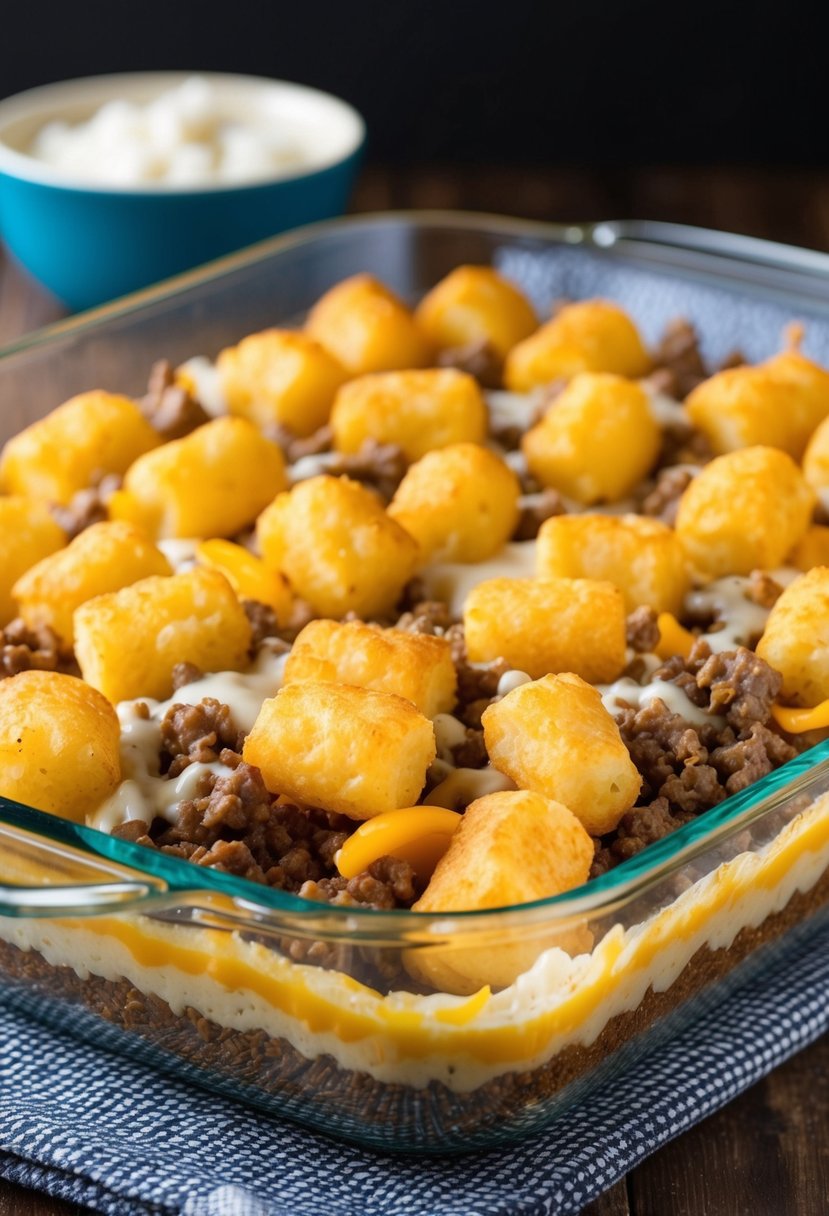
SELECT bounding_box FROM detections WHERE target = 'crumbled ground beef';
[626,606,660,654]
[0,619,77,678]
[111,819,154,846]
[651,318,709,400]
[597,643,798,873]
[746,570,784,610]
[327,440,408,503]
[160,701,243,776]
[171,662,202,691]
[141,359,210,440]
[302,856,420,911]
[242,599,290,651]
[710,723,796,796]
[617,700,717,803]
[488,421,524,452]
[659,421,713,470]
[451,727,488,769]
[49,474,122,540]
[695,647,782,731]
[639,466,695,524]
[269,423,333,464]
[652,639,714,708]
[119,709,418,913]
[514,489,567,541]
[719,348,746,371]
[437,338,503,389]
[395,599,454,634]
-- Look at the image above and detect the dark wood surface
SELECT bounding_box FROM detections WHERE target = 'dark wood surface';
[1,164,828,1215]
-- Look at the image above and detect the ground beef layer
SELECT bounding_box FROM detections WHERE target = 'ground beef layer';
[1,867,827,1151]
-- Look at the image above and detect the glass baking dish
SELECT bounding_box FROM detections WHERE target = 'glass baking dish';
[2,212,829,1153]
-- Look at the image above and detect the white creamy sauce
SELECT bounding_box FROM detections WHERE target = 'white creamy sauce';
[432,713,469,760]
[686,576,772,654]
[497,669,532,696]
[420,541,537,617]
[176,356,227,417]
[484,389,545,433]
[424,766,516,810]
[288,452,340,483]
[598,676,722,728]
[150,647,289,734]
[643,384,688,428]
[89,649,288,830]
[503,449,529,477]
[157,537,200,573]
[30,76,311,187]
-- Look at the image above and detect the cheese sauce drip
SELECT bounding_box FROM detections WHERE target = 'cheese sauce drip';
[686,574,790,654]
[90,647,288,831]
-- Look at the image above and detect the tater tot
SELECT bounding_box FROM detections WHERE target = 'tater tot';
[504,299,651,390]
[0,391,160,506]
[685,347,829,459]
[464,577,627,683]
[690,367,789,452]
[756,567,829,706]
[306,274,432,374]
[330,369,487,464]
[216,329,348,437]
[521,373,660,504]
[243,682,436,819]
[0,498,66,626]
[674,446,814,576]
[74,568,251,703]
[536,513,690,614]
[284,618,457,717]
[788,526,829,572]
[13,520,171,645]
[0,671,120,822]
[406,790,594,993]
[388,443,520,563]
[256,475,418,619]
[415,266,537,360]
[482,672,641,835]
[802,414,829,491]
[109,416,287,540]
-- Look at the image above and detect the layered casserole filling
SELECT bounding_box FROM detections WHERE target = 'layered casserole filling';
[2,269,829,1101]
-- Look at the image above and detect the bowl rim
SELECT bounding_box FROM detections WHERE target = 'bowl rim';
[0,70,366,196]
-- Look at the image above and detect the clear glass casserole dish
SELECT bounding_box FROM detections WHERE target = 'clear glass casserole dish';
[2,212,829,1153]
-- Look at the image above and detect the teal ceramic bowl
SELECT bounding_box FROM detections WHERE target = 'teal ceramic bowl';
[0,73,365,311]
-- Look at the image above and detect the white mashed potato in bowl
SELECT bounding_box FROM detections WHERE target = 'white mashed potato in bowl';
[0,72,365,308]
[28,75,338,189]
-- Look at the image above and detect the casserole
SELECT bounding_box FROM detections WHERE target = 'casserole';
[2,212,829,1151]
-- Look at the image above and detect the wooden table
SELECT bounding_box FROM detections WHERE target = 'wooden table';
[1,165,828,1216]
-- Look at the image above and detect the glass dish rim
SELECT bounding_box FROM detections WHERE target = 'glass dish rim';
[3,741,828,931]
[3,208,829,931]
[0,211,583,360]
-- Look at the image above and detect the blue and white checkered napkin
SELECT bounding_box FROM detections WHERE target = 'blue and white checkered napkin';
[2,918,829,1216]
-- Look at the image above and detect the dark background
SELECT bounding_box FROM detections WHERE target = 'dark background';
[2,0,828,167]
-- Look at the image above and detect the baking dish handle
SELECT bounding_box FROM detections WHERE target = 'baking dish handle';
[587,220,829,271]
[0,879,166,916]
[0,814,174,918]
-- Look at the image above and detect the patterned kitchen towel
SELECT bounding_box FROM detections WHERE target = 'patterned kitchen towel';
[2,917,829,1216]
